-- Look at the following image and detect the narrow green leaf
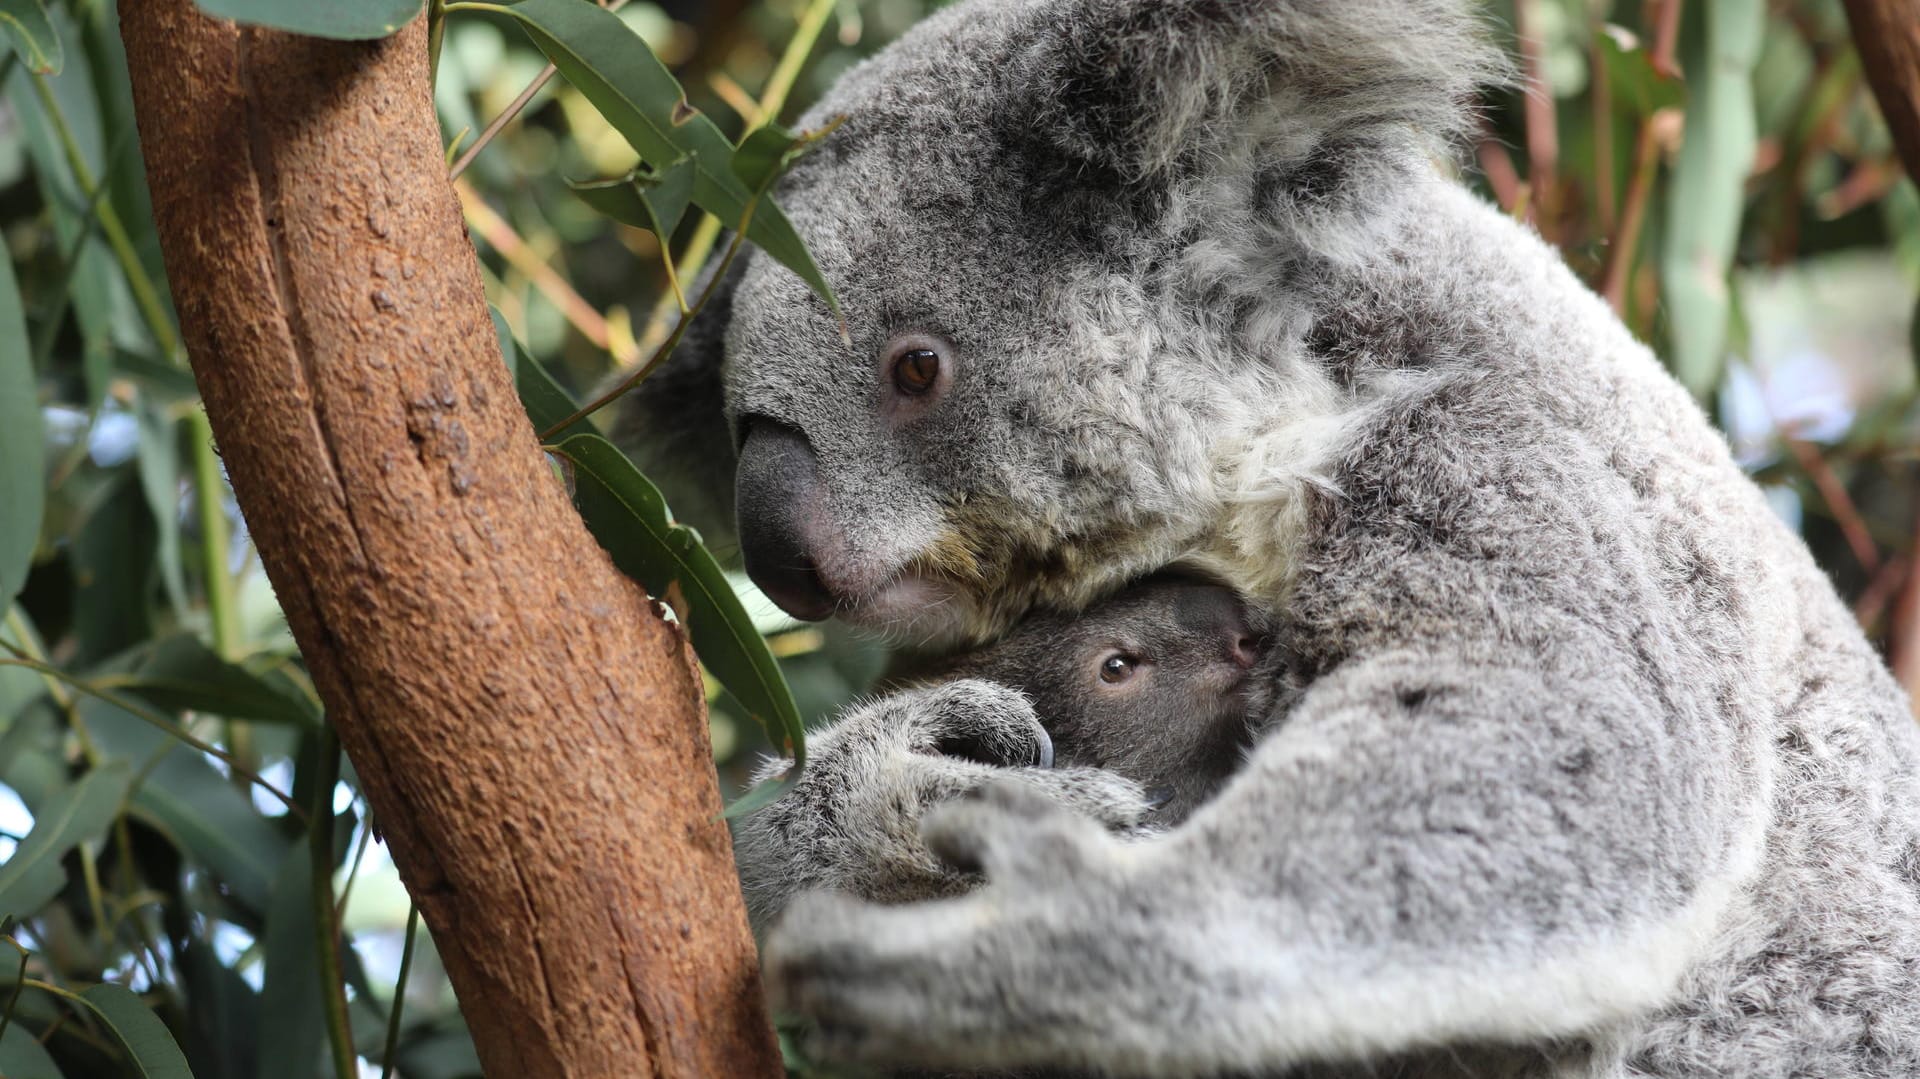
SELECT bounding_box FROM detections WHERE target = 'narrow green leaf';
[78,983,194,1079]
[86,699,288,912]
[569,157,696,240]
[122,635,319,727]
[134,399,188,618]
[491,0,838,315]
[0,0,61,75]
[0,248,42,608]
[510,328,596,444]
[1595,24,1682,117]
[1658,0,1763,398]
[552,433,806,805]
[191,0,422,40]
[0,762,132,919]
[0,1020,64,1078]
[255,849,322,1079]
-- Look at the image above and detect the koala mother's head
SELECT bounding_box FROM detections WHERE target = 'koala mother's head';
[620,0,1497,645]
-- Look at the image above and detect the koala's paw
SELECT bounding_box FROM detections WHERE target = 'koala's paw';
[766,780,1144,1071]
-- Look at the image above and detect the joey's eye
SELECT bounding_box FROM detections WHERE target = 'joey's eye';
[1099,654,1139,685]
[893,348,941,396]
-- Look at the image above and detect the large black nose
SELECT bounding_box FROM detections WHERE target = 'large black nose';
[735,419,835,621]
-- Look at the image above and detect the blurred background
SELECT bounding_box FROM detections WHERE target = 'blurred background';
[0,0,1916,1076]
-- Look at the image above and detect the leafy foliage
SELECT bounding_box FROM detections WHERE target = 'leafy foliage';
[0,0,1915,1077]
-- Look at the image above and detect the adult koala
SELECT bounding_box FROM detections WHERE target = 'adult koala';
[617,0,1920,1076]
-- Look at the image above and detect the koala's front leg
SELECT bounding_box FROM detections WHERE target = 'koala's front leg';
[731,679,1157,927]
[767,648,1766,1076]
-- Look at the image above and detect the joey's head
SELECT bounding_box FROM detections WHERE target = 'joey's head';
[914,576,1283,823]
[709,0,1499,644]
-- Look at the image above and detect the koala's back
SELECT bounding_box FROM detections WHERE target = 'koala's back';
[1273,182,1920,1077]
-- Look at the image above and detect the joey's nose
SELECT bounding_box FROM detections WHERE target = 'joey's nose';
[736,419,835,621]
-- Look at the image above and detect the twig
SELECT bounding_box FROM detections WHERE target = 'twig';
[1477,135,1526,214]
[1512,0,1559,242]
[1649,0,1684,79]
[379,904,422,1079]
[312,733,356,1079]
[445,0,630,181]
[1783,436,1881,574]
[0,652,303,817]
[1600,109,1679,313]
[454,177,636,364]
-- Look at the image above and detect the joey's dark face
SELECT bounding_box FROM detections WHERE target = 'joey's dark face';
[950,578,1277,819]
[722,5,1231,645]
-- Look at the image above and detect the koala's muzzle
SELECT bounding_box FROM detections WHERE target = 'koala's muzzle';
[736,418,835,621]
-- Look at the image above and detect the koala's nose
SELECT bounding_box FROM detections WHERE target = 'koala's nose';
[736,418,836,621]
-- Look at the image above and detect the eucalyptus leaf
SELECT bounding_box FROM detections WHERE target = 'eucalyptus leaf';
[191,0,422,40]
[1595,24,1682,117]
[568,157,696,240]
[78,983,194,1079]
[552,433,805,813]
[134,398,187,618]
[1659,0,1762,397]
[490,0,838,316]
[0,0,61,74]
[0,761,131,920]
[254,850,322,1079]
[0,1019,64,1079]
[0,246,41,608]
[85,699,288,912]
[123,634,319,727]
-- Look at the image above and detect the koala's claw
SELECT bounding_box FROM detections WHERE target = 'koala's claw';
[922,778,1114,881]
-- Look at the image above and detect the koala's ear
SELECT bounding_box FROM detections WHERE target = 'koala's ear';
[605,257,743,553]
[1020,0,1504,186]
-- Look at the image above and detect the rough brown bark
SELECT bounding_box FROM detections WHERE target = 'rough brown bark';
[1843,0,1920,185]
[117,5,781,1076]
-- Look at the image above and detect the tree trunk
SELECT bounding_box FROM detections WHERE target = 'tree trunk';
[116,5,781,1076]
[1843,0,1920,184]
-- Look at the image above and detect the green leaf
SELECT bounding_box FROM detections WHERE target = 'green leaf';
[507,355,804,801]
[551,433,804,813]
[490,0,838,316]
[569,157,696,241]
[0,0,61,74]
[78,983,194,1079]
[509,327,596,444]
[86,699,288,912]
[122,635,319,727]
[254,849,322,1079]
[135,398,188,618]
[0,1017,65,1078]
[0,247,41,608]
[191,0,422,40]
[1595,24,1681,117]
[72,474,158,665]
[0,762,132,920]
[1659,0,1763,398]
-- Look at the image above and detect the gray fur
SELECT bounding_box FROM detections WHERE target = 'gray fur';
[623,0,1920,1075]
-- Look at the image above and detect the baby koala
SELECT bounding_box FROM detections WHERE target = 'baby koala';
[905,575,1283,825]
[732,576,1284,928]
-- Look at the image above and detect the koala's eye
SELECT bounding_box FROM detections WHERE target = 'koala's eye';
[1099,654,1140,685]
[893,348,941,396]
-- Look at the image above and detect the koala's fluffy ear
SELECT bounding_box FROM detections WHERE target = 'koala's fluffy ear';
[605,258,743,553]
[1020,0,1504,187]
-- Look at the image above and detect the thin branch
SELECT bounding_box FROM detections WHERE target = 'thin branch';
[1783,436,1881,574]
[1601,108,1679,314]
[454,177,635,364]
[312,733,356,1079]
[445,0,630,181]
[1512,0,1559,241]
[379,904,422,1079]
[0,653,303,817]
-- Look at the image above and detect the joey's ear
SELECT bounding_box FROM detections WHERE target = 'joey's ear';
[606,256,744,553]
[1020,0,1505,190]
